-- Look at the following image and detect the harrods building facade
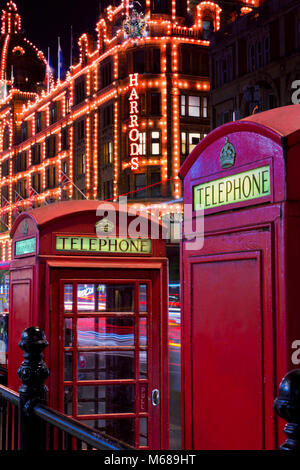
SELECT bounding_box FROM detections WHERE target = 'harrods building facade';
[0,0,253,259]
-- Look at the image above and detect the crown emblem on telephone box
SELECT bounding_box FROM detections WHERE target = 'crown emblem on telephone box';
[220,137,236,169]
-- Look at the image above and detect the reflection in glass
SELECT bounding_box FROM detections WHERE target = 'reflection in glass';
[140,350,147,378]
[139,284,147,312]
[77,317,135,347]
[77,284,95,312]
[139,318,147,346]
[77,385,135,415]
[140,418,148,447]
[77,284,134,312]
[64,284,73,312]
[64,319,73,347]
[64,352,72,381]
[82,419,135,447]
[64,386,72,415]
[78,351,135,380]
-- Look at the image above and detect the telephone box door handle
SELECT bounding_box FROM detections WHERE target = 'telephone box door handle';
[152,389,160,406]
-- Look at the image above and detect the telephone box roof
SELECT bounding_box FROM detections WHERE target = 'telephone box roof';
[180,104,300,179]
[10,200,164,238]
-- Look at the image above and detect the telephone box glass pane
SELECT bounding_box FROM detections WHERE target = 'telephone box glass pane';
[77,351,135,380]
[77,284,95,311]
[64,284,73,312]
[82,419,135,447]
[64,353,72,381]
[139,318,147,346]
[140,350,147,378]
[77,384,135,415]
[64,386,73,415]
[77,284,134,312]
[64,319,73,347]
[77,317,135,347]
[140,418,148,447]
[139,284,147,312]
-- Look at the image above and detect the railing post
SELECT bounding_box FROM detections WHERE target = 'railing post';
[18,327,49,451]
[274,369,300,450]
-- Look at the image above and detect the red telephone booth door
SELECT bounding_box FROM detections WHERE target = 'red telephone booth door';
[183,228,274,449]
[50,268,163,450]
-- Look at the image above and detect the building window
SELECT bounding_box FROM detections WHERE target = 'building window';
[139,132,146,155]
[150,173,161,197]
[188,96,200,117]
[31,144,41,166]
[181,95,186,116]
[50,102,58,124]
[181,95,208,118]
[151,131,161,155]
[202,20,213,40]
[46,135,56,158]
[263,36,270,64]
[21,122,28,142]
[3,126,9,151]
[100,60,112,89]
[150,92,161,115]
[181,132,202,155]
[203,97,208,118]
[103,180,113,200]
[256,41,263,69]
[135,173,146,198]
[31,173,41,193]
[133,49,145,74]
[181,132,187,155]
[74,77,86,105]
[77,153,85,176]
[153,48,161,73]
[249,44,256,72]
[1,159,9,178]
[61,128,69,150]
[13,152,27,174]
[46,166,56,189]
[62,160,68,175]
[36,112,42,133]
[75,120,85,142]
[102,105,113,127]
[103,141,113,165]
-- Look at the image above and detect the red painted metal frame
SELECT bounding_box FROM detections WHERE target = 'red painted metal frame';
[180,106,300,450]
[8,201,169,450]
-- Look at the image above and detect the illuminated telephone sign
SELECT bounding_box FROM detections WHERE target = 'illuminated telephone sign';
[128,73,140,170]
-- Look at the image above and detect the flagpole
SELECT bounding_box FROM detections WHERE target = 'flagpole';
[58,37,61,82]
[47,47,50,93]
[70,25,73,68]
[60,170,88,199]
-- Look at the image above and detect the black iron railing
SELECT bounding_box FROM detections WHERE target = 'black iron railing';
[0,327,130,451]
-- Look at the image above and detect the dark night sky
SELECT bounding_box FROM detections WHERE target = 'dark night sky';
[13,0,111,70]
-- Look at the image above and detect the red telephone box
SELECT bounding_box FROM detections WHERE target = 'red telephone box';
[180,105,300,450]
[8,200,169,450]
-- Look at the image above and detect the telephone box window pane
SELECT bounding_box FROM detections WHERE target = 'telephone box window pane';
[77,284,96,311]
[82,419,135,447]
[139,284,147,312]
[140,350,148,378]
[97,284,134,312]
[139,318,147,346]
[140,418,148,447]
[64,353,73,381]
[78,351,135,380]
[64,319,73,347]
[77,385,135,415]
[64,386,73,415]
[64,284,73,312]
[77,317,135,347]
